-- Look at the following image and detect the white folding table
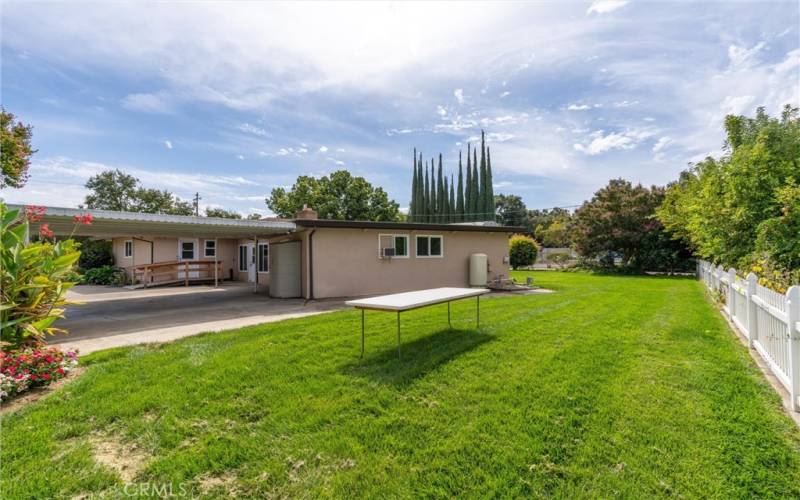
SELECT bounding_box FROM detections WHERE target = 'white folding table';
[345,287,490,358]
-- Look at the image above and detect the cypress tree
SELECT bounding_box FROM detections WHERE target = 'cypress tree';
[429,161,436,221]
[471,147,479,221]
[465,144,472,221]
[437,154,444,220]
[456,152,465,222]
[479,130,488,220]
[410,148,418,221]
[449,174,455,223]
[417,153,424,222]
[486,147,495,223]
[423,161,430,223]
[442,175,449,223]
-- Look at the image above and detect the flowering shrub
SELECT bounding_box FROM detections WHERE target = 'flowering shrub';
[0,346,78,401]
[1,202,90,348]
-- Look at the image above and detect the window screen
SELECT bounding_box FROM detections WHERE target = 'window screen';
[204,240,216,257]
[239,246,248,271]
[181,241,195,260]
[258,244,269,272]
[124,240,132,258]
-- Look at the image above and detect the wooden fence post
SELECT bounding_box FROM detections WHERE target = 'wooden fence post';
[746,273,758,348]
[787,286,799,412]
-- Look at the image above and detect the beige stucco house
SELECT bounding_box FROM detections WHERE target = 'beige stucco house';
[33,205,519,299]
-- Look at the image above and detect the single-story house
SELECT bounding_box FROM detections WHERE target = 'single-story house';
[25,205,520,299]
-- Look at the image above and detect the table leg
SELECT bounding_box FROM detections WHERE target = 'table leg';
[360,309,365,358]
[397,311,401,359]
[477,295,480,329]
[447,301,451,329]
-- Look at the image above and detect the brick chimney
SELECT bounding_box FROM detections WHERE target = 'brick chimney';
[295,204,318,220]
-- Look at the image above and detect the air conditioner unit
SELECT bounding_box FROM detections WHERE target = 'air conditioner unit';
[381,247,396,258]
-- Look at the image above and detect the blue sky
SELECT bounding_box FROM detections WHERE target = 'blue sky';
[1,1,798,216]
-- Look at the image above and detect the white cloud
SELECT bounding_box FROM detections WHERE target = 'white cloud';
[164,140,172,149]
[121,92,172,113]
[721,95,755,116]
[437,105,448,117]
[728,42,766,69]
[567,103,591,111]
[652,136,673,153]
[454,88,464,104]
[237,154,244,160]
[318,145,328,153]
[336,148,346,153]
[587,0,629,15]
[499,91,511,98]
[276,148,290,156]
[574,129,654,156]
[236,123,268,136]
[613,100,638,108]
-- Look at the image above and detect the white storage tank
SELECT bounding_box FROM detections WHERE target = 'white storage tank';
[469,253,488,287]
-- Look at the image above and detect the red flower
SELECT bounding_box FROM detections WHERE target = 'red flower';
[30,375,37,381]
[24,205,46,223]
[39,224,55,239]
[73,213,93,225]
[42,373,51,380]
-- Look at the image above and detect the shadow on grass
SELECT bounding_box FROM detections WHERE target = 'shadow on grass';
[340,327,495,388]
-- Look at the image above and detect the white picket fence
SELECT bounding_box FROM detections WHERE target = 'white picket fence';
[697,260,800,412]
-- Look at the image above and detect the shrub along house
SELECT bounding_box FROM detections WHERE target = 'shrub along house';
[29,205,517,299]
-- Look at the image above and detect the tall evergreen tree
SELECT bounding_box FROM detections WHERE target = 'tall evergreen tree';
[423,161,430,223]
[417,153,424,222]
[442,175,449,223]
[486,147,494,222]
[465,144,472,221]
[429,161,436,221]
[471,147,480,221]
[479,130,488,220]
[449,174,456,223]
[436,154,445,219]
[410,148,418,221]
[456,151,465,222]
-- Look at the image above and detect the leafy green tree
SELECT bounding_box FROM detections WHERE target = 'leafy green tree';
[205,207,242,219]
[494,194,528,228]
[246,213,263,220]
[84,169,193,214]
[266,170,400,221]
[539,221,569,248]
[84,170,139,211]
[509,234,539,269]
[1,108,36,189]
[572,179,684,268]
[529,208,572,242]
[134,188,193,215]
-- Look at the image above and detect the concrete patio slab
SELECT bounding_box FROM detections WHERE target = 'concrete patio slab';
[53,283,346,354]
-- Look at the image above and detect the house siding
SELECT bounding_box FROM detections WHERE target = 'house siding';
[308,227,510,299]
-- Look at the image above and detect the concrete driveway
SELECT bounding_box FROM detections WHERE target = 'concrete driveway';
[51,283,346,354]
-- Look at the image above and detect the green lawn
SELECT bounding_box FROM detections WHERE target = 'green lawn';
[2,272,800,498]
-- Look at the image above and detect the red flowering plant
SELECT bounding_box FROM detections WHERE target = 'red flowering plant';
[0,346,79,400]
[0,201,91,349]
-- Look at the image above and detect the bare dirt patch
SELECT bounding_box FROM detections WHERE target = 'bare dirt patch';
[0,366,86,416]
[197,471,238,496]
[90,435,149,482]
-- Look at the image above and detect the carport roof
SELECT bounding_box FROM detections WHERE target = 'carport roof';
[15,205,296,238]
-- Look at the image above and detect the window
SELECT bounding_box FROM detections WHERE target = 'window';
[238,245,248,272]
[180,241,195,260]
[258,243,269,273]
[123,240,133,258]
[378,234,409,258]
[204,240,216,257]
[416,235,443,258]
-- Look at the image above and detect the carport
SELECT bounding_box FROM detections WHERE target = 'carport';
[28,205,297,293]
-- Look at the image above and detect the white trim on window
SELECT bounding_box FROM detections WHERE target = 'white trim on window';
[204,239,216,258]
[257,242,269,273]
[377,233,409,259]
[416,235,443,258]
[238,244,249,272]
[123,240,133,258]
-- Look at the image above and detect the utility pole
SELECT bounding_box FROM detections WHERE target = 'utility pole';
[193,192,201,216]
